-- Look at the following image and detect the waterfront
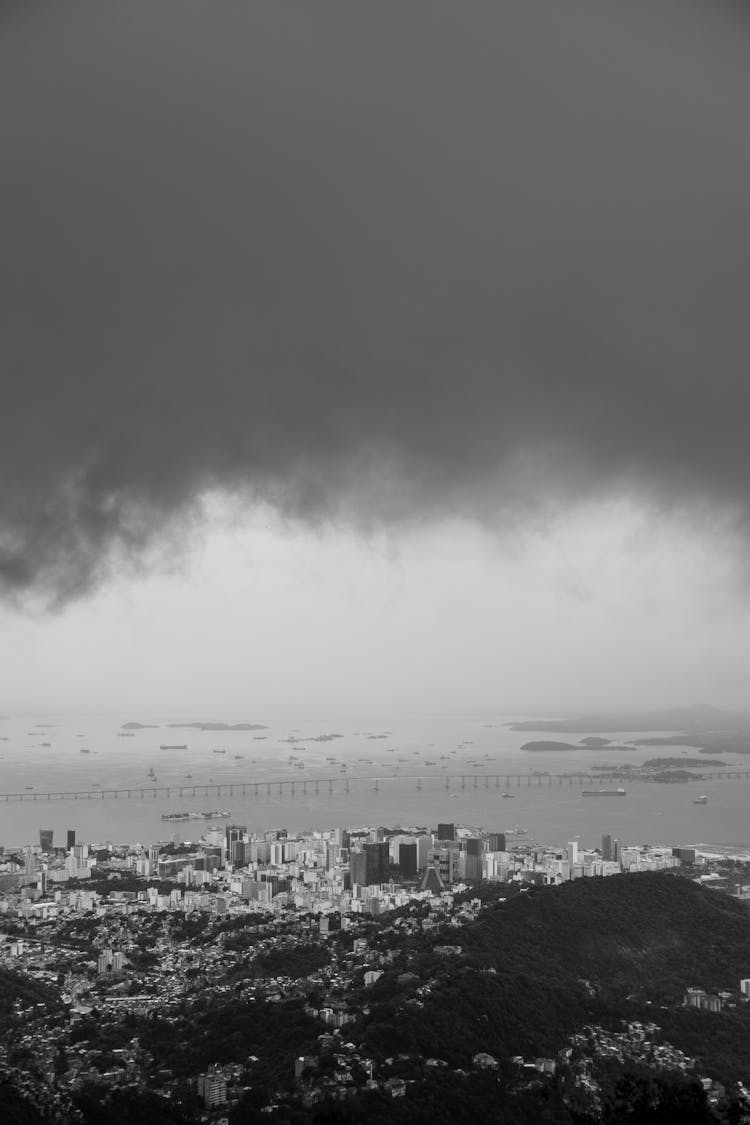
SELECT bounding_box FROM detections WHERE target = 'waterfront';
[1,711,749,852]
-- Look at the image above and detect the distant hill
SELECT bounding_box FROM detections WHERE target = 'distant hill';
[362,874,750,1085]
[521,740,635,753]
[509,704,750,734]
[166,721,268,731]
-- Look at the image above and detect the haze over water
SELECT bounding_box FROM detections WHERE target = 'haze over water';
[1,712,747,855]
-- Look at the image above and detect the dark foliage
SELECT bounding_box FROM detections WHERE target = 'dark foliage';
[362,874,750,1073]
[136,997,319,1078]
[0,968,61,1032]
[0,1082,45,1125]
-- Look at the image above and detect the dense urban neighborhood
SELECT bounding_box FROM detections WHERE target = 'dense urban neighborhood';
[2,823,750,1123]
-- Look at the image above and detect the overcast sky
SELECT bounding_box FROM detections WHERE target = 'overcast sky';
[2,2,750,715]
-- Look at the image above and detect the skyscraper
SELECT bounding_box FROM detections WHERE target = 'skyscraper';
[398,842,417,877]
[66,829,76,851]
[487,833,506,852]
[225,824,246,858]
[464,837,482,881]
[602,834,613,862]
[39,829,53,852]
[364,842,389,885]
[350,851,367,886]
[437,822,455,842]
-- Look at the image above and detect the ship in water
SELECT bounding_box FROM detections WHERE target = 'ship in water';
[161,810,231,821]
[582,787,627,797]
[693,794,708,805]
[160,743,187,750]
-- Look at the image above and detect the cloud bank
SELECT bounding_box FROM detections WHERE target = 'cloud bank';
[2,1,749,600]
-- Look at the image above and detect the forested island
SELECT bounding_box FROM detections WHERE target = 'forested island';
[521,741,635,753]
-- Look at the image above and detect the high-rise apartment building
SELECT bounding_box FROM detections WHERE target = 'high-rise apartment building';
[97,949,124,976]
[198,1069,227,1109]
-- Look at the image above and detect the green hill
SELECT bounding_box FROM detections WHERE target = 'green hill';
[363,874,750,1081]
[0,967,61,1030]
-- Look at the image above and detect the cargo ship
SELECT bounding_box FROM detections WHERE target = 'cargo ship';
[582,787,626,797]
[693,794,708,805]
[161,810,231,821]
[160,743,187,750]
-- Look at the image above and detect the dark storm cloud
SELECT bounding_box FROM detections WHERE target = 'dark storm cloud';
[2,1,750,600]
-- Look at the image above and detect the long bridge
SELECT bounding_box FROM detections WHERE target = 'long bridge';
[1,770,749,802]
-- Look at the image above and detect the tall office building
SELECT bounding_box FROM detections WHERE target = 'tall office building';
[66,830,76,850]
[602,834,613,862]
[350,850,367,886]
[398,842,417,877]
[39,829,53,852]
[364,842,389,885]
[567,840,579,866]
[487,833,506,852]
[350,843,389,886]
[230,840,246,867]
[416,835,432,869]
[225,824,246,856]
[437,822,456,842]
[464,837,482,881]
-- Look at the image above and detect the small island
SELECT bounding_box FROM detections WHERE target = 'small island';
[166,721,268,731]
[641,757,726,769]
[521,740,578,752]
[521,740,636,753]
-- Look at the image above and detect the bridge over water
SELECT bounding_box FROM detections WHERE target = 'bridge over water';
[0,770,749,802]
